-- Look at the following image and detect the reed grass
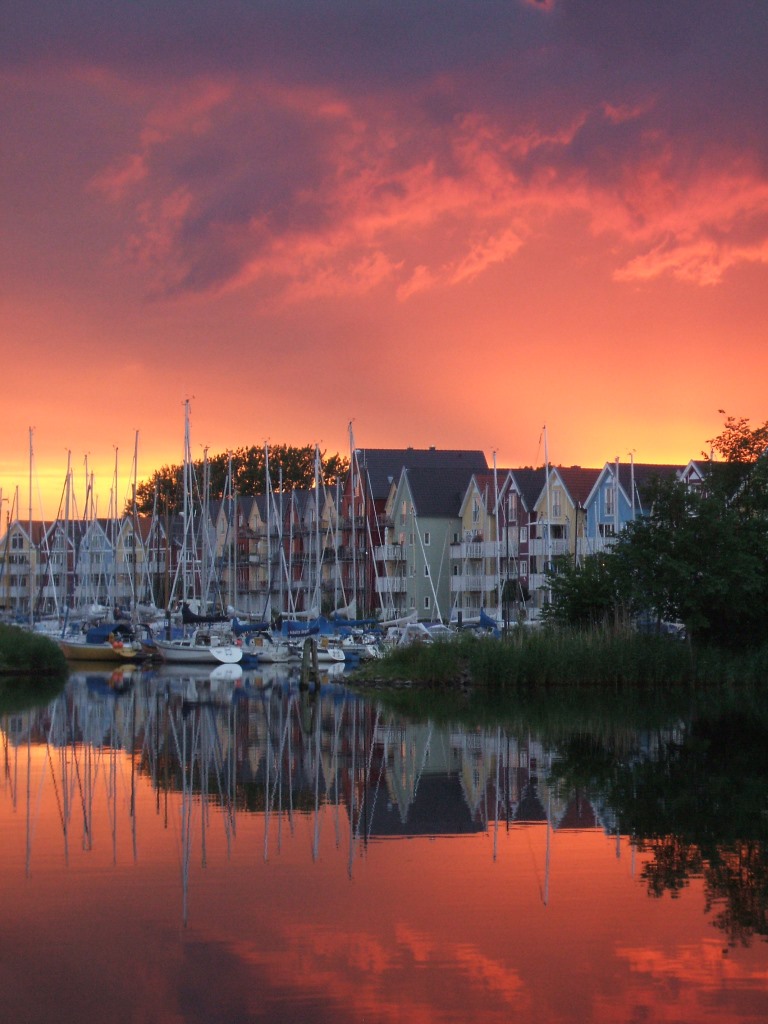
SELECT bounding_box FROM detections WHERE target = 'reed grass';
[361,626,768,691]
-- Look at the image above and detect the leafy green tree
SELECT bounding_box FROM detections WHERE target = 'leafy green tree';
[547,414,768,649]
[545,553,632,629]
[133,445,349,515]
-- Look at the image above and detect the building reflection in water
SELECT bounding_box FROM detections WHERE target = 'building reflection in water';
[2,663,768,1024]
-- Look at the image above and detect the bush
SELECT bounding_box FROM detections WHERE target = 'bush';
[0,623,68,677]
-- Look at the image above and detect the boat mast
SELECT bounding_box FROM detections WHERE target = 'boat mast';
[264,443,272,621]
[349,422,357,618]
[110,444,119,618]
[28,427,34,627]
[62,450,72,624]
[543,425,552,607]
[493,453,502,620]
[314,445,322,615]
[130,430,139,619]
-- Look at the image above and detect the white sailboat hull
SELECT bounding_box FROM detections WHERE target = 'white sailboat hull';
[153,636,243,665]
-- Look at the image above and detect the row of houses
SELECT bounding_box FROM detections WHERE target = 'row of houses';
[0,446,709,624]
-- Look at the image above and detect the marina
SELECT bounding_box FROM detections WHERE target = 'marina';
[2,664,767,1023]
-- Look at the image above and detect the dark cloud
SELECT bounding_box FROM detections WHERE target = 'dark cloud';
[5,0,768,296]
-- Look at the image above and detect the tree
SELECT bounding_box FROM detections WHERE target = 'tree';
[609,415,768,648]
[132,445,349,515]
[545,553,632,629]
[546,414,768,649]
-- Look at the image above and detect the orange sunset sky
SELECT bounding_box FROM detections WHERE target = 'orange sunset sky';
[2,1,767,516]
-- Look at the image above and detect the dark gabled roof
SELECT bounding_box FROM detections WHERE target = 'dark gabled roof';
[207,498,224,524]
[558,792,598,830]
[234,495,258,518]
[366,773,482,837]
[510,467,547,512]
[405,466,479,518]
[472,470,512,511]
[354,447,488,501]
[553,466,602,507]
[289,488,313,516]
[616,462,683,492]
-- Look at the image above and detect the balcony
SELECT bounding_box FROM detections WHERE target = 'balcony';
[374,543,404,562]
[375,577,408,594]
[528,538,570,558]
[450,575,499,594]
[450,540,501,560]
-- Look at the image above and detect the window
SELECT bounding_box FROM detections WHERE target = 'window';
[452,564,458,575]
[424,564,430,577]
[605,487,615,516]
[424,596,431,610]
[552,487,562,518]
[423,530,430,545]
[519,526,528,544]
[472,499,480,524]
[519,559,528,577]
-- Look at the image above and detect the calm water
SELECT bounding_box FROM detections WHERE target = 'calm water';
[2,663,767,1024]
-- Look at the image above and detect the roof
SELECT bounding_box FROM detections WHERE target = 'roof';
[471,470,512,511]
[354,447,488,501]
[365,774,482,836]
[616,462,683,492]
[510,467,547,512]
[552,466,602,507]
[403,466,479,518]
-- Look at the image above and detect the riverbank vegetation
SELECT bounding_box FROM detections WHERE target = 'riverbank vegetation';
[0,623,68,679]
[356,627,768,692]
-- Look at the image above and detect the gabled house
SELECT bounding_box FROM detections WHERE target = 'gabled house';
[377,465,477,622]
[346,446,488,617]
[584,461,683,554]
[529,466,601,608]
[215,494,259,613]
[449,470,511,623]
[0,519,55,618]
[501,467,547,615]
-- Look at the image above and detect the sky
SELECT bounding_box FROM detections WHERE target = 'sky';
[2,0,767,518]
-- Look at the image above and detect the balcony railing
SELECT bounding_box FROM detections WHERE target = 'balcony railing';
[375,577,408,594]
[373,543,404,562]
[528,538,570,558]
[450,540,502,560]
[450,575,499,594]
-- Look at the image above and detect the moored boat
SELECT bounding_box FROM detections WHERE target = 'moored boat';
[56,621,145,661]
[153,628,243,665]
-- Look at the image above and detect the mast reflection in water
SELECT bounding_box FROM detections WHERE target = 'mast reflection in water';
[2,664,768,1024]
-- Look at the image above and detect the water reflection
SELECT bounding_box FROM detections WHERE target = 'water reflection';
[2,666,768,1023]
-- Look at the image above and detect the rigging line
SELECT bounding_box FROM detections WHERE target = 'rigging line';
[46,717,65,831]
[410,723,433,807]
[361,709,387,844]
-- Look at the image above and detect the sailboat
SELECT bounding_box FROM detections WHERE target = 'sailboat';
[152,401,242,667]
